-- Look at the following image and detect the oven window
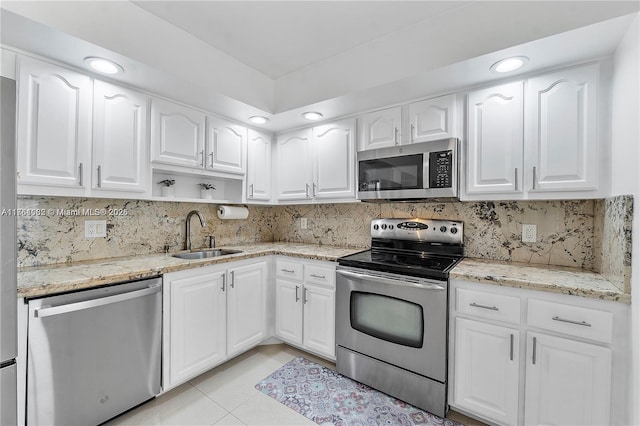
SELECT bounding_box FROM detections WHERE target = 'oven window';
[358,154,423,191]
[350,291,424,348]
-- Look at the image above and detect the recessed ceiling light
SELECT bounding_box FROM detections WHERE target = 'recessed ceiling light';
[84,57,124,74]
[248,116,269,124]
[302,111,323,121]
[490,56,529,73]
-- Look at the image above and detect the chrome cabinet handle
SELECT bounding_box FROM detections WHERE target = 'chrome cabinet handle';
[469,302,499,311]
[510,334,514,361]
[303,288,308,304]
[34,283,161,318]
[552,316,592,327]
[230,271,235,288]
[514,168,518,191]
[305,183,310,198]
[221,274,226,291]
[281,268,295,274]
[295,285,300,302]
[532,166,537,190]
[209,152,214,168]
[200,150,205,168]
[97,165,102,188]
[249,184,254,199]
[410,124,415,143]
[78,163,83,186]
[313,183,317,197]
[310,274,325,279]
[394,127,399,145]
[532,337,537,365]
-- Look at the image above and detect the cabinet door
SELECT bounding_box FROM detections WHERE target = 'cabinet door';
[526,64,598,192]
[227,262,267,356]
[246,129,272,202]
[359,107,401,150]
[167,270,226,388]
[524,332,612,426]
[302,284,335,358]
[206,116,246,175]
[312,118,355,200]
[17,56,91,193]
[151,98,205,168]
[276,129,312,201]
[92,80,148,194]
[453,318,519,426]
[274,278,303,345]
[408,94,457,144]
[466,81,524,195]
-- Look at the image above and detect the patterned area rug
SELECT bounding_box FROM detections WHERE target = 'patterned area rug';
[255,357,462,426]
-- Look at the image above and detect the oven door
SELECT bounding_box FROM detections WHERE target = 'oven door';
[336,266,447,382]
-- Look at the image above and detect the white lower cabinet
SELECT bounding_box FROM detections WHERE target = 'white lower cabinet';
[274,258,336,359]
[163,259,267,390]
[453,318,519,425]
[524,332,612,426]
[450,280,627,426]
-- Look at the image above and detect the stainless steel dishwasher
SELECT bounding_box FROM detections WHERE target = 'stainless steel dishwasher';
[26,277,162,425]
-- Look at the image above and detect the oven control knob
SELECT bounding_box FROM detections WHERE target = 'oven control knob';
[450,227,458,234]
[439,226,447,233]
[381,224,387,230]
[389,225,394,230]
[373,224,379,230]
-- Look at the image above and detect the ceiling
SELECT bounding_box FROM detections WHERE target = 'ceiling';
[1,1,639,132]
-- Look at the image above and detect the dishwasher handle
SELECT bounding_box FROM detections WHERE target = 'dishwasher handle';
[34,283,161,319]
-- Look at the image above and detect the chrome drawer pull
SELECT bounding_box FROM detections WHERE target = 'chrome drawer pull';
[310,274,325,279]
[281,268,295,273]
[470,302,499,311]
[552,316,592,327]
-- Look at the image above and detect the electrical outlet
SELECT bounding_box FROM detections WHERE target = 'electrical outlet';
[522,224,537,243]
[300,218,308,229]
[85,220,107,238]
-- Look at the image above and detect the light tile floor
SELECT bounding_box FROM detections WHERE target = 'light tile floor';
[106,344,483,426]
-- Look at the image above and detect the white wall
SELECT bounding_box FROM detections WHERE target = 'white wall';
[610,13,640,425]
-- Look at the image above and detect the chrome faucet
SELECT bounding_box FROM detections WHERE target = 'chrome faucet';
[185,210,206,250]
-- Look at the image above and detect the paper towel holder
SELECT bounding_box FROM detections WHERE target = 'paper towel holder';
[217,205,249,220]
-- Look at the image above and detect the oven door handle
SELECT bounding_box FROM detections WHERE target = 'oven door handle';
[336,269,445,291]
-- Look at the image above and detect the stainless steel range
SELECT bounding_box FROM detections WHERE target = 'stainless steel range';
[336,218,464,417]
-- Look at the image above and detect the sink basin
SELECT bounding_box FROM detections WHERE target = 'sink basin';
[172,249,242,260]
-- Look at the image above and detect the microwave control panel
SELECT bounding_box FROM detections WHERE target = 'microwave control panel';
[428,150,453,188]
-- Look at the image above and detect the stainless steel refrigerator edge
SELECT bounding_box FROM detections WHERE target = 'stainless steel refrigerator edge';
[0,76,18,425]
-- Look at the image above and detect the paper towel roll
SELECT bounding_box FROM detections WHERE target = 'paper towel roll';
[217,205,249,220]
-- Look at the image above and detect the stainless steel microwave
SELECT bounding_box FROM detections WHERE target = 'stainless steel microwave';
[357,138,459,201]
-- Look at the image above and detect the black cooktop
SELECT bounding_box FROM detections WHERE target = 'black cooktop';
[337,249,462,281]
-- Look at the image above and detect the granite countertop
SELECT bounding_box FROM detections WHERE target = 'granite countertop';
[451,258,630,303]
[17,242,365,298]
[18,244,629,303]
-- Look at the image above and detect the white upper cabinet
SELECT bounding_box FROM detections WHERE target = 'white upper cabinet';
[408,94,458,144]
[359,106,402,150]
[151,98,206,169]
[526,64,599,192]
[92,80,149,194]
[206,116,246,175]
[466,81,524,195]
[276,119,355,203]
[17,56,91,195]
[312,118,355,200]
[463,63,603,200]
[246,129,272,202]
[276,129,312,201]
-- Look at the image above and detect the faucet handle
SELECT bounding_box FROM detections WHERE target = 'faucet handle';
[208,235,216,249]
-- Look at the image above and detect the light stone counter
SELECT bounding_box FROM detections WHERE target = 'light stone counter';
[17,242,365,298]
[452,258,630,303]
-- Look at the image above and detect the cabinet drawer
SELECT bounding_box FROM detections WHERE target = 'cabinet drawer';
[527,299,613,344]
[304,264,336,289]
[275,259,303,280]
[456,288,521,324]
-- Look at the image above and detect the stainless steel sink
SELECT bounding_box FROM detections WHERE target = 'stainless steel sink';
[172,249,242,260]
